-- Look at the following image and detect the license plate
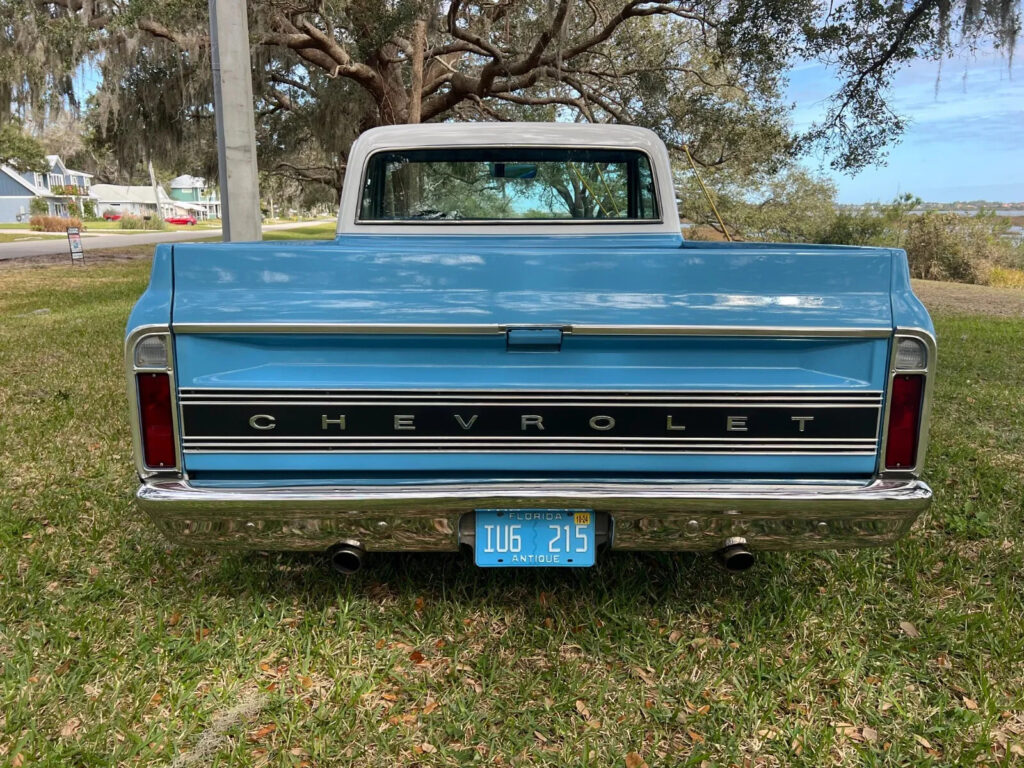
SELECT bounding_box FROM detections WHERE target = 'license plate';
[473,509,595,567]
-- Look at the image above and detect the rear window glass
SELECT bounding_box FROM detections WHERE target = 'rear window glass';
[359,147,659,222]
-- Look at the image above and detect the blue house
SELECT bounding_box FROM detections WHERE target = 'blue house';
[0,155,94,223]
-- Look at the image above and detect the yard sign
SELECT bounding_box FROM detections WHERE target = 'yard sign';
[67,227,84,264]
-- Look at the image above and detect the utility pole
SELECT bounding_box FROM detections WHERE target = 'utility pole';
[208,0,261,241]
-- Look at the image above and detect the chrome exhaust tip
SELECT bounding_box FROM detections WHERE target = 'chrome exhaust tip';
[715,537,755,572]
[327,542,365,575]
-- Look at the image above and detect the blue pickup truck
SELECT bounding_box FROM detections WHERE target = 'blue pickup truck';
[125,123,934,572]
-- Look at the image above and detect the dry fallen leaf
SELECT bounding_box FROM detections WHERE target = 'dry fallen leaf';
[168,612,181,627]
[625,752,648,768]
[249,724,276,742]
[862,726,879,742]
[668,630,683,644]
[421,700,439,716]
[12,754,24,768]
[575,700,591,720]
[963,697,978,711]
[632,667,656,686]
[914,734,932,749]
[420,742,437,754]
[408,650,425,664]
[900,621,920,638]
[60,717,82,739]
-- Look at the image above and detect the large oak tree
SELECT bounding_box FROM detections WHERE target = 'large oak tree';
[2,0,1018,200]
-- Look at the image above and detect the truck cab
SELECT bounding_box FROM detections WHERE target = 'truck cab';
[125,123,934,571]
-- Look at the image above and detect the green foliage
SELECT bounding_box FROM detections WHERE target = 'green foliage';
[118,214,166,230]
[28,196,49,215]
[680,165,839,243]
[682,174,1019,289]
[81,197,97,220]
[0,122,48,173]
[903,212,1019,285]
[816,194,921,247]
[11,0,1015,206]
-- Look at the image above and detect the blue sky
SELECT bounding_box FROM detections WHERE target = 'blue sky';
[787,46,1024,203]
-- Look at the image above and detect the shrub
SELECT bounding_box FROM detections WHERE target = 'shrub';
[28,215,83,232]
[29,197,49,216]
[989,266,1024,289]
[118,214,166,231]
[81,198,97,220]
[902,212,1018,285]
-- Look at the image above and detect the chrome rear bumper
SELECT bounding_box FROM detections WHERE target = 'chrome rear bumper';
[138,478,931,553]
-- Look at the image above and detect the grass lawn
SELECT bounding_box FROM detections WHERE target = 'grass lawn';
[0,264,1022,766]
[262,222,336,239]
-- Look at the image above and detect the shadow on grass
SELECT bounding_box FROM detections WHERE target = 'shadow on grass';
[176,545,818,621]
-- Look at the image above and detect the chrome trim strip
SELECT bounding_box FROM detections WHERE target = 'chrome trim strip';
[182,448,872,454]
[137,478,932,552]
[179,400,880,409]
[180,435,880,443]
[170,322,893,338]
[125,325,183,479]
[879,328,937,477]
[178,390,884,401]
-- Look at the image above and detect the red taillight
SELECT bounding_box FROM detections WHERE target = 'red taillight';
[884,374,924,469]
[137,372,175,468]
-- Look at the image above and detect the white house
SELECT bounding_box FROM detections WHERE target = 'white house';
[89,184,201,219]
[0,155,94,223]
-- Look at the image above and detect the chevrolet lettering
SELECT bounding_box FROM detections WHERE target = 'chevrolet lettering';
[125,123,935,572]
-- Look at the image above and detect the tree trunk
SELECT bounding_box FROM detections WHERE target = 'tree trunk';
[408,20,426,124]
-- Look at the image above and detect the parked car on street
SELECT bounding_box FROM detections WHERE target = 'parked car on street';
[125,123,935,573]
[165,215,197,226]
[102,211,122,221]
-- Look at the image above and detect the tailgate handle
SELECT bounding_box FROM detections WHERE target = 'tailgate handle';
[506,328,563,352]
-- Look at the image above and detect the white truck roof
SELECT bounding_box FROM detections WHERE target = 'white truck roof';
[337,122,681,236]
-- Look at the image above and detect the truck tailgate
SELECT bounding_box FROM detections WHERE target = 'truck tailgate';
[169,235,893,481]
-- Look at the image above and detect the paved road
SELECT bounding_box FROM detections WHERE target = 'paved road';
[0,221,332,260]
